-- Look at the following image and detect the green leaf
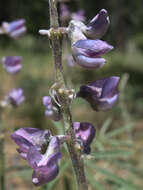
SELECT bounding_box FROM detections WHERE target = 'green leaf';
[99,118,112,136]
[86,170,106,190]
[112,160,143,178]
[106,123,135,138]
[86,161,142,190]
[107,139,133,147]
[92,149,133,160]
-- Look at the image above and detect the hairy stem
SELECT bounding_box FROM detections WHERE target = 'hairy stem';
[48,0,88,189]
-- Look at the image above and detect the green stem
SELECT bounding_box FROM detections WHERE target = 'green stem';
[48,0,88,189]
[0,132,5,190]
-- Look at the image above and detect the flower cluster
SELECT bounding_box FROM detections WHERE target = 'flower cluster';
[68,9,120,111]
[11,9,119,187]
[11,121,95,186]
[0,56,25,107]
[0,20,26,107]
[11,128,61,186]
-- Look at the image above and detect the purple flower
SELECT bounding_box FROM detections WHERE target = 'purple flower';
[72,39,113,69]
[6,88,25,106]
[71,10,86,22]
[1,19,26,38]
[43,96,62,121]
[11,128,61,186]
[1,56,22,74]
[74,122,96,154]
[77,77,120,111]
[85,9,110,39]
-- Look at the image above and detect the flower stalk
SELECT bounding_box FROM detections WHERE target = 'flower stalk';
[0,114,5,190]
[48,0,88,189]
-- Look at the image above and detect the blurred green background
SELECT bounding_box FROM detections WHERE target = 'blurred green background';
[1,0,143,189]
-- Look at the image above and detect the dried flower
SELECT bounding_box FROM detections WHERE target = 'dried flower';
[1,56,22,74]
[5,88,25,106]
[85,9,109,39]
[43,96,62,121]
[77,77,120,111]
[72,39,113,69]
[1,19,26,38]
[11,128,61,186]
[74,122,96,154]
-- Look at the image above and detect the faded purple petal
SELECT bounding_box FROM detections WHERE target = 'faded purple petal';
[77,77,120,111]
[74,122,96,154]
[72,39,113,69]
[86,9,110,39]
[1,56,22,74]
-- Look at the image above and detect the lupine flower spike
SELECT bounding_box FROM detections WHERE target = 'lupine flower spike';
[1,56,22,74]
[77,77,120,111]
[11,128,62,186]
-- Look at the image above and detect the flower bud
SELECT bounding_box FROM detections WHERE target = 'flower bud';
[85,9,109,39]
[72,39,113,69]
[74,122,96,154]
[77,77,120,111]
[43,96,62,121]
